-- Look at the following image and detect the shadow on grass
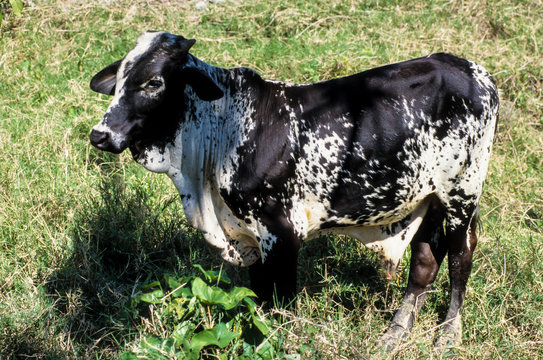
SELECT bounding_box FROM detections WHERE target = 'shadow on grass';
[39,157,403,357]
[298,234,391,312]
[43,160,225,358]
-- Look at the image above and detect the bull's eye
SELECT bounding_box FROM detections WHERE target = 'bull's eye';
[144,78,164,91]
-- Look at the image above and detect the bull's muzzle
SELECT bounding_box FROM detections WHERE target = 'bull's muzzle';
[89,128,126,154]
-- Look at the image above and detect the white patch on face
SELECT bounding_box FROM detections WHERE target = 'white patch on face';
[92,87,127,148]
[91,120,127,149]
[106,32,161,112]
[116,32,162,91]
[92,32,163,149]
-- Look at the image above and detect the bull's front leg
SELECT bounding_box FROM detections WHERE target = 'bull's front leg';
[249,233,301,306]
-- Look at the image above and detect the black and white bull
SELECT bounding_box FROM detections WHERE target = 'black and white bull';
[89,31,498,348]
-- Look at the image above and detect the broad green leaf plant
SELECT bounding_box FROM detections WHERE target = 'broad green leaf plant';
[123,266,284,359]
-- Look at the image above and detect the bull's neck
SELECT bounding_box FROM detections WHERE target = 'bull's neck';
[167,55,257,229]
[173,55,247,185]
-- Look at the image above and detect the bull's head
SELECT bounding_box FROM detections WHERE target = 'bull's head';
[89,31,224,171]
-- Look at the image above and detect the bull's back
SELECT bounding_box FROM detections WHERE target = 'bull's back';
[294,53,498,229]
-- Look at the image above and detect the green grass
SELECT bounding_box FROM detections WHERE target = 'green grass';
[1,0,542,358]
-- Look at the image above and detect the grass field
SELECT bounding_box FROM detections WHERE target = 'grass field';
[1,0,542,358]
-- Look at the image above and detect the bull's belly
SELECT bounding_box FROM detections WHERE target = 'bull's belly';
[198,183,430,272]
[302,198,430,276]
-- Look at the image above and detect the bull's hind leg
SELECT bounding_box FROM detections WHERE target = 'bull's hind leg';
[380,199,447,350]
[434,207,478,348]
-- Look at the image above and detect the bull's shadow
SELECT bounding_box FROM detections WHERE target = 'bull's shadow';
[45,157,226,355]
[46,157,394,355]
[298,234,395,312]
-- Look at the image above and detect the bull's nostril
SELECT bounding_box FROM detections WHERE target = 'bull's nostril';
[90,129,109,145]
[89,128,126,154]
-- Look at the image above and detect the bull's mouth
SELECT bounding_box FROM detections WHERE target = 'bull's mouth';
[95,142,127,154]
[129,140,147,162]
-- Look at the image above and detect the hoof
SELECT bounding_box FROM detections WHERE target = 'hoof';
[433,325,461,350]
[378,324,409,351]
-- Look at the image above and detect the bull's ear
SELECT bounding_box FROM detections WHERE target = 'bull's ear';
[90,60,122,95]
[182,67,224,101]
